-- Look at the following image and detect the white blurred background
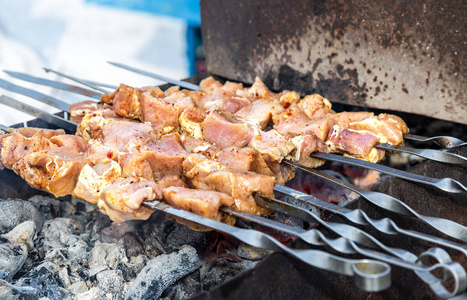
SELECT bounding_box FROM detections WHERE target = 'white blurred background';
[0,0,191,125]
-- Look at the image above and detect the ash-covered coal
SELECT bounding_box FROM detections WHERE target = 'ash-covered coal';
[0,197,265,299]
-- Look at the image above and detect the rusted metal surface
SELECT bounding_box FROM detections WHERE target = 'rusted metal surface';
[201,0,467,124]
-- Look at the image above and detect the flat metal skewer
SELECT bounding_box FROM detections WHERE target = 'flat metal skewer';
[143,200,394,292]
[405,133,467,149]
[310,153,467,193]
[0,95,77,132]
[3,70,103,100]
[43,68,113,94]
[0,124,9,132]
[285,160,467,241]
[272,184,467,251]
[0,79,70,112]
[222,205,466,299]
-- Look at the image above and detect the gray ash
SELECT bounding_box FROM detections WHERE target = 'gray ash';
[0,196,265,299]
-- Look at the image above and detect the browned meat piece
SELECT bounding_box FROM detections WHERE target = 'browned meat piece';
[205,169,274,215]
[222,81,244,93]
[326,125,379,157]
[0,129,58,169]
[10,127,65,138]
[179,106,206,140]
[183,154,226,189]
[157,174,187,189]
[248,129,295,162]
[73,160,122,204]
[328,111,374,128]
[287,133,327,168]
[297,94,333,119]
[0,131,7,170]
[120,133,188,180]
[201,110,255,149]
[235,99,285,129]
[215,146,259,171]
[20,147,88,197]
[50,135,89,153]
[349,114,409,145]
[101,121,157,152]
[76,112,127,141]
[247,77,274,100]
[140,92,194,135]
[180,132,219,158]
[163,187,235,221]
[273,106,337,141]
[106,84,143,120]
[98,177,162,222]
[199,76,223,92]
[69,100,109,124]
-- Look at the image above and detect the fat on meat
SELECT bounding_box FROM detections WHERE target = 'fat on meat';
[201,110,255,149]
[349,114,409,145]
[73,160,122,204]
[204,169,274,215]
[183,154,226,190]
[297,94,333,119]
[119,133,188,180]
[273,106,337,141]
[287,133,327,168]
[326,125,380,157]
[163,186,235,221]
[248,129,295,163]
[235,99,285,129]
[20,147,88,197]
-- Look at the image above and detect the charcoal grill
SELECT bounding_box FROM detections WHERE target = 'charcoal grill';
[0,0,466,299]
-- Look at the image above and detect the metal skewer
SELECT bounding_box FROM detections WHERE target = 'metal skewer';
[270,186,467,253]
[142,200,392,292]
[1,81,466,297]
[0,95,77,132]
[0,124,9,132]
[405,133,467,149]
[309,153,467,193]
[3,71,103,100]
[284,160,467,241]
[222,205,466,299]
[43,68,113,94]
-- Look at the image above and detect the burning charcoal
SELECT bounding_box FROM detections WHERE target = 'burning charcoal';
[0,279,37,298]
[41,218,85,252]
[0,221,36,281]
[76,287,105,300]
[28,195,62,220]
[201,258,257,291]
[16,262,67,300]
[125,245,200,300]
[0,199,43,235]
[117,254,148,282]
[170,270,201,299]
[69,280,88,296]
[237,244,273,261]
[67,239,89,264]
[89,241,127,271]
[96,269,125,294]
[122,232,145,258]
[141,212,208,255]
[100,220,142,244]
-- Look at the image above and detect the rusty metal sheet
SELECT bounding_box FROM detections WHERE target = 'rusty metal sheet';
[201,0,467,124]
